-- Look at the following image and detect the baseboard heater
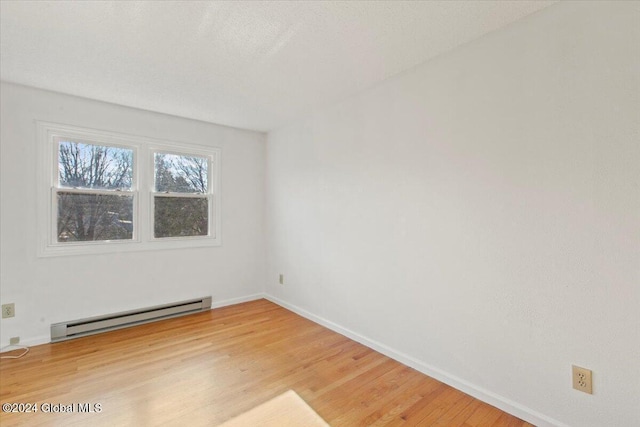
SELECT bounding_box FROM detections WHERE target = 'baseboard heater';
[50,296,212,342]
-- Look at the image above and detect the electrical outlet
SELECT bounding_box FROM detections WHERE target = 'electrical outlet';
[279,274,284,285]
[9,337,20,345]
[572,365,593,394]
[2,303,15,319]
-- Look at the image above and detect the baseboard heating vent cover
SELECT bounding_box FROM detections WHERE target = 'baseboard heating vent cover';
[51,296,212,342]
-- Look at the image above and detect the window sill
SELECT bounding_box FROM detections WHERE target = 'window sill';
[37,237,222,258]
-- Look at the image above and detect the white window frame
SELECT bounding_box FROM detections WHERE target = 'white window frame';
[37,122,221,257]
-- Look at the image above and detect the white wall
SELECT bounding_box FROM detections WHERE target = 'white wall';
[265,2,639,427]
[0,82,266,346]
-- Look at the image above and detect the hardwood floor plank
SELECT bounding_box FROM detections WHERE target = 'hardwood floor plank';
[463,403,506,427]
[0,299,532,427]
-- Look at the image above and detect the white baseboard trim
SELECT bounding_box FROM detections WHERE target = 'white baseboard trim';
[0,335,50,350]
[210,293,265,309]
[264,294,567,427]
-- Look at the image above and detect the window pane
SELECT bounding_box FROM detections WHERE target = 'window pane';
[154,153,208,193]
[58,140,133,190]
[154,197,208,238]
[57,192,133,242]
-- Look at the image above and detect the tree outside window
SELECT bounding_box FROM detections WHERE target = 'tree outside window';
[39,121,221,256]
[153,153,211,238]
[56,140,134,242]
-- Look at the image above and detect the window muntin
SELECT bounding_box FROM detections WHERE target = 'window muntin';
[152,152,212,239]
[55,139,136,243]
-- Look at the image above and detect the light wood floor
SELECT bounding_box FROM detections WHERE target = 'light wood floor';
[0,299,533,426]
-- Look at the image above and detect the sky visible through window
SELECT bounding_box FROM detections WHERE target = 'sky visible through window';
[41,123,221,253]
[154,152,208,193]
[58,140,133,190]
[56,140,134,242]
[154,152,209,238]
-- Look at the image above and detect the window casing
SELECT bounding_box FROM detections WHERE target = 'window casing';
[37,122,221,257]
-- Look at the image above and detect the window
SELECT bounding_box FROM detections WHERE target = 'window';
[152,152,213,239]
[38,122,221,256]
[56,140,135,243]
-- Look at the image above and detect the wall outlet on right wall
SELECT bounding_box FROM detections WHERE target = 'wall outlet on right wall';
[572,365,593,394]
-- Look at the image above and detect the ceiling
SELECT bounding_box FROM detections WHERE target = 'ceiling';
[1,1,556,132]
